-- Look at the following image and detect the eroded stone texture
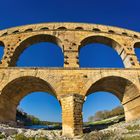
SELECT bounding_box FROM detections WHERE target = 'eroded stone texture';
[0,23,140,137]
[0,68,140,137]
[0,22,140,68]
[60,94,84,136]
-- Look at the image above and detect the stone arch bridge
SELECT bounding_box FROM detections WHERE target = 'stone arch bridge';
[0,23,140,137]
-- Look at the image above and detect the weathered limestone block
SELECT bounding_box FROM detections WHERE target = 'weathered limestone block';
[0,96,17,123]
[123,95,140,121]
[0,22,140,68]
[0,23,140,137]
[60,94,84,137]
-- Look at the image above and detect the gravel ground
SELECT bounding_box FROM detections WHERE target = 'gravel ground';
[0,119,140,140]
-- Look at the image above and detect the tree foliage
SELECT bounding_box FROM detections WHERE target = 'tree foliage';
[88,106,124,122]
[16,108,61,126]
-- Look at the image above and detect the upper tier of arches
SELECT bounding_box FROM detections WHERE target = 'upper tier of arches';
[0,22,140,38]
[0,22,139,68]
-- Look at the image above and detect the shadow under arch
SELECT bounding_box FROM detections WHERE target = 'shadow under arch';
[0,76,59,122]
[9,34,63,66]
[79,35,125,67]
[83,76,140,122]
[134,42,140,48]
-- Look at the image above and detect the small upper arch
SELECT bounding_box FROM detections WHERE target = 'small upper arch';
[133,34,139,38]
[134,42,140,48]
[92,28,101,32]
[12,30,20,34]
[57,27,67,30]
[40,27,49,31]
[108,30,115,34]
[122,32,128,36]
[75,27,84,30]
[1,32,8,36]
[24,28,33,32]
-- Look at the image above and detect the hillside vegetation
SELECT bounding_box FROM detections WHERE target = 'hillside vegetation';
[16,108,61,127]
[88,106,124,122]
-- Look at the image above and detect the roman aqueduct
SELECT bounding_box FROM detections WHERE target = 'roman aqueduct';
[0,22,140,137]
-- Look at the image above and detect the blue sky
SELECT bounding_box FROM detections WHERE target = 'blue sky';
[0,0,140,122]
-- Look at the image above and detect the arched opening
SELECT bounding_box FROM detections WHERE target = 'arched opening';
[10,34,64,67]
[24,28,33,32]
[108,30,115,34]
[134,35,138,38]
[17,42,64,67]
[1,32,8,36]
[122,32,128,36]
[17,92,62,128]
[82,76,139,131]
[134,42,140,63]
[57,27,67,30]
[0,76,62,129]
[79,36,124,68]
[83,92,124,124]
[93,28,101,32]
[0,41,4,64]
[40,27,49,31]
[75,27,84,30]
[12,30,20,34]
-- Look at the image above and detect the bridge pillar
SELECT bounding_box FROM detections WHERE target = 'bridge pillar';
[64,51,79,67]
[0,96,17,124]
[60,94,84,137]
[123,95,140,121]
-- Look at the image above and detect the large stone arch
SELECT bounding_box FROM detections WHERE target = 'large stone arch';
[0,23,140,137]
[8,34,63,66]
[79,35,125,67]
[0,76,58,123]
[84,76,140,121]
